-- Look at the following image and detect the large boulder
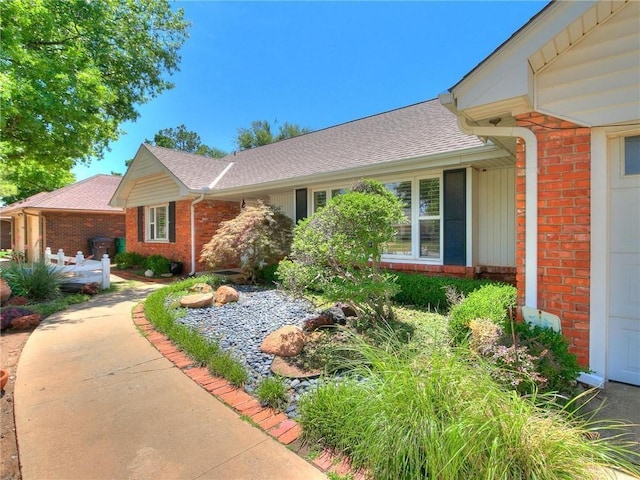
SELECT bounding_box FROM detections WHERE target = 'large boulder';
[214,285,239,306]
[260,325,305,357]
[189,283,213,294]
[0,278,11,305]
[179,293,214,309]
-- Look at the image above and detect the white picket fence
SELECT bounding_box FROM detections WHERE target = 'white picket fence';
[44,247,111,289]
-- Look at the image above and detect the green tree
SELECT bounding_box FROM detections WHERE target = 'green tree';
[236,120,311,150]
[145,124,227,158]
[1,159,75,205]
[278,179,406,325]
[1,0,189,172]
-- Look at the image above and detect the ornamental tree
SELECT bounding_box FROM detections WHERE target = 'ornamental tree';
[277,179,406,325]
[199,202,294,283]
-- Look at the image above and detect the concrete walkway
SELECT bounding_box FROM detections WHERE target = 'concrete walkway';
[14,285,326,480]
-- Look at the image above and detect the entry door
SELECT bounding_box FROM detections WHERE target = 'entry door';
[608,135,640,385]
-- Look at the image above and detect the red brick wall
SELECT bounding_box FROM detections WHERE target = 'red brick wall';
[125,199,240,272]
[44,212,125,258]
[515,113,591,366]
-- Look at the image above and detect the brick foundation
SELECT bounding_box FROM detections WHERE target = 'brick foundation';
[516,113,591,366]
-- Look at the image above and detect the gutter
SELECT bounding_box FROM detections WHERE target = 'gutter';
[455,115,539,309]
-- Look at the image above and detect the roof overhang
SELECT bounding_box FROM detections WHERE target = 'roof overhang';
[203,144,513,200]
[444,1,604,123]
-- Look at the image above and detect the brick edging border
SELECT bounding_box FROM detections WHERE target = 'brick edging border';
[132,303,367,479]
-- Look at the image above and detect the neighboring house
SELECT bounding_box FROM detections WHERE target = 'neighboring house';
[2,175,125,261]
[0,219,11,250]
[440,0,639,386]
[111,1,639,387]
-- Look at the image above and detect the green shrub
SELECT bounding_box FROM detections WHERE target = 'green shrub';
[256,263,279,285]
[509,321,586,396]
[448,283,517,343]
[114,251,146,269]
[393,272,494,312]
[298,333,640,479]
[278,179,405,325]
[1,260,63,302]
[256,376,288,409]
[144,254,170,274]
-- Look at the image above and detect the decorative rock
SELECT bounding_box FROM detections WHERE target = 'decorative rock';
[179,293,214,308]
[1,307,34,330]
[6,296,28,306]
[260,325,305,357]
[12,313,42,330]
[189,282,213,294]
[0,278,11,305]
[302,313,335,332]
[335,302,357,319]
[144,269,154,278]
[271,356,322,378]
[214,285,239,306]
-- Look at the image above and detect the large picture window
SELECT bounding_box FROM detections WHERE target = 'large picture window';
[147,204,168,241]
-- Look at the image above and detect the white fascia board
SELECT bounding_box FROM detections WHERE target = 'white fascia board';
[201,145,509,199]
[452,1,595,116]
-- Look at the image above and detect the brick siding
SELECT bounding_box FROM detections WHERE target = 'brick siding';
[516,113,591,366]
[44,212,125,259]
[125,199,240,272]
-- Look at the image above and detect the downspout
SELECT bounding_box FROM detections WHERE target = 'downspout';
[189,161,235,276]
[456,116,538,308]
[189,190,206,276]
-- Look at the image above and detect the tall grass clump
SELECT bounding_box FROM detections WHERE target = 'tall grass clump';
[1,259,63,301]
[298,331,640,479]
[144,275,247,385]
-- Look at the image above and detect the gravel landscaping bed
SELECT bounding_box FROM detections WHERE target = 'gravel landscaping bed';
[174,285,324,417]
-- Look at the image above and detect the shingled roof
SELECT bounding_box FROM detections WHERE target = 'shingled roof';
[138,98,486,193]
[2,175,124,214]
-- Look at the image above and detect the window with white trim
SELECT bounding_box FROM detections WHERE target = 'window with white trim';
[624,135,640,175]
[312,187,348,211]
[147,204,168,241]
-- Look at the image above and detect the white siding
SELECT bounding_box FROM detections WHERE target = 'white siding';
[127,174,182,207]
[536,1,640,126]
[268,191,295,220]
[477,167,516,266]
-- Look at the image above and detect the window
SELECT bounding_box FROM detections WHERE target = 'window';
[312,187,348,212]
[383,181,412,256]
[625,136,640,175]
[147,205,168,241]
[419,178,440,259]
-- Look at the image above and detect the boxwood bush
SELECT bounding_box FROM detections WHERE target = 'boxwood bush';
[448,283,517,342]
[392,272,495,312]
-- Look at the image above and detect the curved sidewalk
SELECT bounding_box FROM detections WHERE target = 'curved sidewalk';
[15,285,326,480]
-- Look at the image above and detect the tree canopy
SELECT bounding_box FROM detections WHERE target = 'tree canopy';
[146,124,227,158]
[236,120,311,150]
[0,0,190,172]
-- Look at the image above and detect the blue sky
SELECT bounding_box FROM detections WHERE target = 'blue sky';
[73,0,548,180]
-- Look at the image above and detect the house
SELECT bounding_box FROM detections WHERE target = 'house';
[439,0,639,387]
[1,175,125,261]
[111,0,639,387]
[110,100,516,284]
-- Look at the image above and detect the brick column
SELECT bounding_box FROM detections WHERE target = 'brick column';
[515,113,591,366]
